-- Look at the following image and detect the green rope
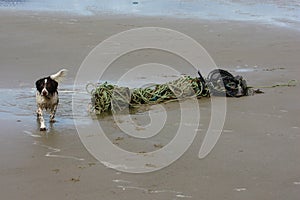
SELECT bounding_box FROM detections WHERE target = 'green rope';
[88,76,209,114]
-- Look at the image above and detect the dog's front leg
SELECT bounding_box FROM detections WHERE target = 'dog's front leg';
[37,107,46,131]
[50,104,57,123]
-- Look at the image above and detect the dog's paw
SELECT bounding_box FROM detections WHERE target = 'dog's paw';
[40,127,47,131]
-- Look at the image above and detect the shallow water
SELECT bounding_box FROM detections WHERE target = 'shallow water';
[0,85,89,129]
[0,0,299,30]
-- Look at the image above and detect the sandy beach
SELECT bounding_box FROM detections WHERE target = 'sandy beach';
[0,8,300,200]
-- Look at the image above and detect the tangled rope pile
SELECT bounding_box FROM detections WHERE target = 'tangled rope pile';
[87,69,248,114]
[87,75,209,114]
[87,68,296,114]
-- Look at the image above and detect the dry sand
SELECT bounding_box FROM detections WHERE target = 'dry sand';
[0,11,300,200]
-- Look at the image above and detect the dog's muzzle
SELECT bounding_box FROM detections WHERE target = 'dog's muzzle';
[41,88,48,96]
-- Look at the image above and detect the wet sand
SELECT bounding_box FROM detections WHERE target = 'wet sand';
[1,11,300,200]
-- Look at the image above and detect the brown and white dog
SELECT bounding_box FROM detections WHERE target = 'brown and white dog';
[35,69,67,131]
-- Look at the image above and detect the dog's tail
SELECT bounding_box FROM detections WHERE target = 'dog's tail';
[50,69,68,83]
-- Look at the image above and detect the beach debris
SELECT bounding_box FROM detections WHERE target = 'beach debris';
[115,136,124,141]
[113,137,124,145]
[88,162,96,167]
[138,151,147,154]
[206,69,249,97]
[145,163,157,168]
[88,69,251,114]
[251,79,297,89]
[70,176,80,183]
[77,165,86,169]
[253,89,264,94]
[88,75,208,114]
[268,80,297,88]
[153,144,164,149]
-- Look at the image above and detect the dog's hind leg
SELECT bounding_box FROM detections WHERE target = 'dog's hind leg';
[50,104,57,123]
[37,107,46,131]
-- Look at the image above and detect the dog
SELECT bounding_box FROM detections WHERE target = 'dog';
[35,69,67,131]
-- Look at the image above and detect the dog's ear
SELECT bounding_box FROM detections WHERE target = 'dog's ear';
[47,78,58,93]
[35,79,44,93]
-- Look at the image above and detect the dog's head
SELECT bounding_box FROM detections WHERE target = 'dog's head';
[35,77,58,97]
